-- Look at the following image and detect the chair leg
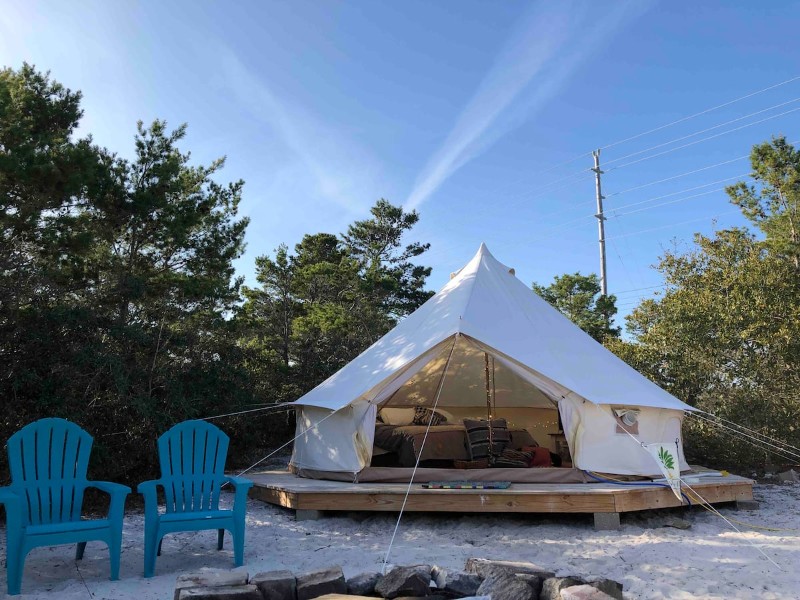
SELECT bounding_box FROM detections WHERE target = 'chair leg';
[217,529,224,551]
[6,549,23,596]
[143,525,159,578]
[109,529,123,581]
[232,522,245,567]
[157,538,163,557]
[76,541,87,561]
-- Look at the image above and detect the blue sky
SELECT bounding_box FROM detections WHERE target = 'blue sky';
[3,1,799,323]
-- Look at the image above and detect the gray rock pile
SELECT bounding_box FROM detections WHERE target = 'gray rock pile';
[173,559,625,600]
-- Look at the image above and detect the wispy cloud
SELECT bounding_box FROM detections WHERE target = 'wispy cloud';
[218,49,382,214]
[404,1,651,211]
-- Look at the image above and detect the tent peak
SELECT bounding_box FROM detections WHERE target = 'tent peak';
[450,243,515,279]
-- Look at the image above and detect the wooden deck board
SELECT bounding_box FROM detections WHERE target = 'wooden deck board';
[248,470,754,515]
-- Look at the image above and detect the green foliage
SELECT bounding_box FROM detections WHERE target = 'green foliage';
[239,200,433,398]
[726,136,800,270]
[343,199,433,319]
[612,138,800,471]
[0,65,288,485]
[532,272,620,342]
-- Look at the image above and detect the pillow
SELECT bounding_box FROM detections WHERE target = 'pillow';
[493,448,534,468]
[378,407,417,425]
[463,417,510,461]
[412,406,447,426]
[509,429,538,450]
[529,446,553,467]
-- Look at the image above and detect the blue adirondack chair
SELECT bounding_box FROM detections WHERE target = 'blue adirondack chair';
[137,420,252,577]
[0,418,131,595]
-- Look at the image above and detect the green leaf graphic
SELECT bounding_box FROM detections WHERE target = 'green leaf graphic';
[658,447,676,470]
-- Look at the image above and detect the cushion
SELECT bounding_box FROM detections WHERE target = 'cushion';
[509,429,538,450]
[529,446,553,467]
[378,407,417,425]
[412,406,447,426]
[493,448,534,468]
[463,418,510,460]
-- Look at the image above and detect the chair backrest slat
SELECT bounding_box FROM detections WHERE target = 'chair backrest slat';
[6,418,93,526]
[157,420,229,514]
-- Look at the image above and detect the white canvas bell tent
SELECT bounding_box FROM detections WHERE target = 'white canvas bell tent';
[290,243,692,479]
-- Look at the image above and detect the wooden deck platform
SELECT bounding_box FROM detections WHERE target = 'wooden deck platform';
[248,470,755,529]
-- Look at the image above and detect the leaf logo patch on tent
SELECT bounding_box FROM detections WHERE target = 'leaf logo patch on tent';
[646,442,682,501]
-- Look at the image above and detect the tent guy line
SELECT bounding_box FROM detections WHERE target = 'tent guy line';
[597,407,784,570]
[697,410,800,455]
[687,412,800,463]
[380,334,459,575]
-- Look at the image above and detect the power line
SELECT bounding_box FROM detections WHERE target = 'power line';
[613,284,667,295]
[541,154,755,224]
[599,75,800,151]
[608,237,637,291]
[607,106,800,172]
[606,137,799,201]
[603,97,800,168]
[606,210,741,241]
[612,188,723,218]
[543,174,748,232]
[608,173,749,213]
[493,76,800,201]
[607,154,751,198]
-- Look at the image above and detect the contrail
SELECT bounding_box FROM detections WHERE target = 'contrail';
[404,1,651,211]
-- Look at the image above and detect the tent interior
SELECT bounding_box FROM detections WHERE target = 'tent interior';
[370,334,568,469]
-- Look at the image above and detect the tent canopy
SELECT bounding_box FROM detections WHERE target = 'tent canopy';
[294,243,692,414]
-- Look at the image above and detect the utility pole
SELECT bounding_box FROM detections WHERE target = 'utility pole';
[591,149,608,297]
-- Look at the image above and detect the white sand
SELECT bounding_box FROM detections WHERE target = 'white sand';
[3,482,799,599]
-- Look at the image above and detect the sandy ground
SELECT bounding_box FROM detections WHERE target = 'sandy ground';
[2,481,800,599]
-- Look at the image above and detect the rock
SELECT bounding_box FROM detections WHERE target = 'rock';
[587,578,623,599]
[661,517,691,530]
[465,558,555,580]
[477,574,537,600]
[347,572,381,596]
[250,570,297,600]
[516,573,544,598]
[560,584,618,600]
[296,566,347,600]
[430,565,447,589]
[643,515,692,530]
[178,585,262,600]
[429,567,480,597]
[443,572,482,597]
[541,577,586,600]
[174,569,250,600]
[394,596,446,600]
[375,565,432,599]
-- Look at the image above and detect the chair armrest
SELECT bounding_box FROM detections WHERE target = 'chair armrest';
[223,476,253,514]
[87,481,130,521]
[0,487,22,520]
[137,480,164,521]
[223,476,254,491]
[137,479,162,496]
[88,480,132,497]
